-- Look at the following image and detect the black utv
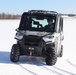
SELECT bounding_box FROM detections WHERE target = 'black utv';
[10,10,64,65]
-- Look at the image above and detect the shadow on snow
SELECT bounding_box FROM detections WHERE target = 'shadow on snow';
[0,51,11,64]
[0,51,45,66]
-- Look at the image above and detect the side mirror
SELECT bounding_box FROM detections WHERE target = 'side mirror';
[15,28,19,32]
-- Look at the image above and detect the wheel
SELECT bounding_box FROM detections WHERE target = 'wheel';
[10,44,20,62]
[60,45,63,57]
[45,47,57,65]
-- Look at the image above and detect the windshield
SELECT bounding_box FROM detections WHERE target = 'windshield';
[19,14,56,32]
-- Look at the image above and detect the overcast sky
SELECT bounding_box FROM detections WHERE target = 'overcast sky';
[0,0,76,14]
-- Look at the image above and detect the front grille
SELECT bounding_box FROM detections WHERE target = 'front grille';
[24,35,42,46]
[25,42,39,46]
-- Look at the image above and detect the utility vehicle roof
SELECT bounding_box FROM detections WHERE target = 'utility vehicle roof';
[23,10,60,16]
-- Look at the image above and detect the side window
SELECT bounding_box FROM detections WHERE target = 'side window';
[59,17,63,32]
[61,18,63,31]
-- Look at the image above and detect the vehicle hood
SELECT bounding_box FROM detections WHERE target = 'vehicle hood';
[20,30,53,37]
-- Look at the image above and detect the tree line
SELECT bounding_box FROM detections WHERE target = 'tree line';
[0,13,75,19]
[0,13,21,19]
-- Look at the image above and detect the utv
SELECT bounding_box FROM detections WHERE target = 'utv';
[10,10,64,65]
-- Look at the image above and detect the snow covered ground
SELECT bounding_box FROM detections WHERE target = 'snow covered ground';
[0,18,76,75]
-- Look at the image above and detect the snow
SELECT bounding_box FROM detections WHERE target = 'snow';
[0,18,76,75]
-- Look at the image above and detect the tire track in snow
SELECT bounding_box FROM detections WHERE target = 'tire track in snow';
[36,57,76,75]
[12,55,76,75]
[67,59,76,68]
[9,56,37,75]
[52,58,76,75]
[17,63,38,75]
[17,57,54,75]
[17,57,62,75]
[53,66,76,75]
[16,57,38,75]
[17,57,76,75]
[0,53,38,75]
[29,57,63,75]
[12,62,37,75]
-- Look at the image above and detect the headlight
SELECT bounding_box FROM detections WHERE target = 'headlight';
[44,35,54,39]
[15,32,23,40]
[42,35,55,43]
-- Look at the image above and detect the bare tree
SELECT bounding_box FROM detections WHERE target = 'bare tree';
[0,13,21,19]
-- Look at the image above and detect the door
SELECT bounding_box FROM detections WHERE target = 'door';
[56,17,63,56]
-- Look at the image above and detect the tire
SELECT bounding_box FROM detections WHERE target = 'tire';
[10,44,20,62]
[45,47,57,65]
[60,45,63,57]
